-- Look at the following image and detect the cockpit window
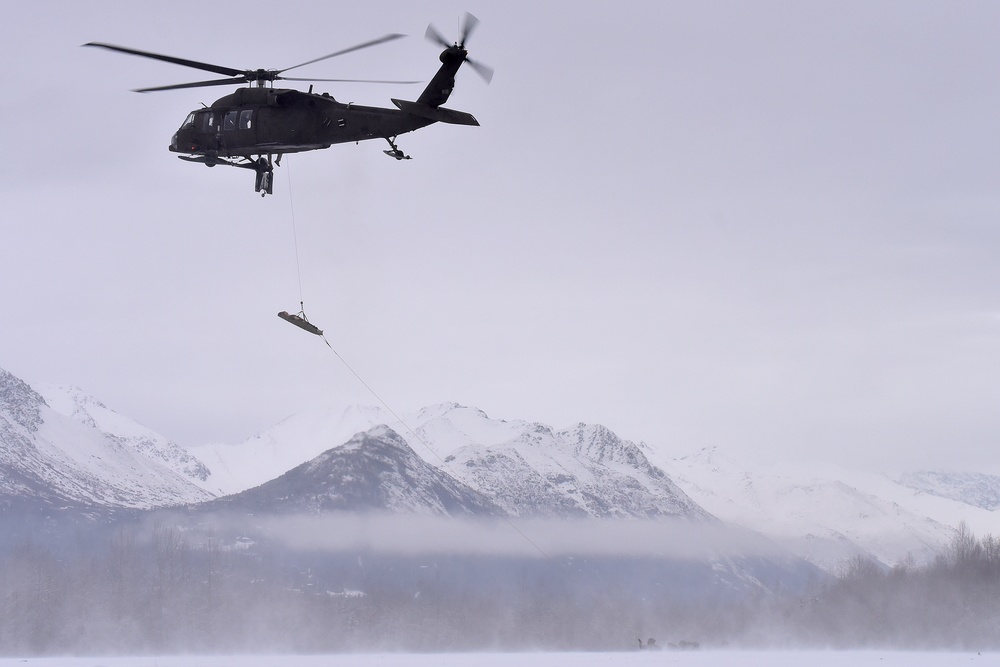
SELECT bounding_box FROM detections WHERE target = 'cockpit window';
[182,112,196,127]
[224,110,238,131]
[198,111,215,132]
[239,109,253,130]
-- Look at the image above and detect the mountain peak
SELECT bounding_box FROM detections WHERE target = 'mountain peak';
[216,425,501,517]
[36,383,211,485]
[0,368,212,509]
[679,445,720,463]
[437,418,706,520]
[39,384,107,430]
[416,402,490,423]
[326,423,405,456]
[0,367,47,434]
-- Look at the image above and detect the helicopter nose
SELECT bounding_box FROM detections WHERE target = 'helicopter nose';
[169,132,178,151]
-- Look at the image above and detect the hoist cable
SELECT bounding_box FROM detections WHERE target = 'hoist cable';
[285,159,305,306]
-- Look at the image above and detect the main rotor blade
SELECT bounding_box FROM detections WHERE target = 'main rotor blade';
[466,58,494,84]
[133,77,247,93]
[83,42,243,78]
[425,23,451,49]
[459,13,480,46]
[279,33,406,74]
[280,76,420,84]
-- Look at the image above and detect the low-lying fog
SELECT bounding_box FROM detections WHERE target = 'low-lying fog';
[2,511,998,654]
[256,514,784,559]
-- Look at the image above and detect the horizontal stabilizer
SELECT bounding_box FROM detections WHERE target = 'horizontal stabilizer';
[391,99,479,126]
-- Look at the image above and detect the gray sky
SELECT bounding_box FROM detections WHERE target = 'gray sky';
[3,1,1000,472]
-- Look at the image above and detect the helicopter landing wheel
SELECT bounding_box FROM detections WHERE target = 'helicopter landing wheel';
[383,136,411,161]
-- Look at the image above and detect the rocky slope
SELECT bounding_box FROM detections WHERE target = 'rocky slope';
[0,367,212,509]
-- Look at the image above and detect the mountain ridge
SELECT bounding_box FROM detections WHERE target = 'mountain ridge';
[208,425,503,516]
[3,365,998,571]
[0,368,213,509]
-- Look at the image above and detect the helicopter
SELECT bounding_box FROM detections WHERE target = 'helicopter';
[85,14,492,196]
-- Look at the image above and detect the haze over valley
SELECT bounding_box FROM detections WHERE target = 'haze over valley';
[3,365,1000,653]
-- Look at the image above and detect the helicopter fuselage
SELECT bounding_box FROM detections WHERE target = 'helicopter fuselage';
[86,18,489,194]
[153,38,482,194]
[170,87,436,159]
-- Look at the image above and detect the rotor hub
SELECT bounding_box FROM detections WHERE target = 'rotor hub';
[440,45,468,65]
[249,69,278,85]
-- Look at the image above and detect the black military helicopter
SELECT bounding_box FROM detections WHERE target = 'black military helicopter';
[85,14,491,196]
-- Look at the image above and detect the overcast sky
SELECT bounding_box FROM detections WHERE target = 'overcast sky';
[3,1,1000,472]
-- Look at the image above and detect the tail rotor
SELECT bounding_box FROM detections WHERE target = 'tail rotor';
[425,12,494,84]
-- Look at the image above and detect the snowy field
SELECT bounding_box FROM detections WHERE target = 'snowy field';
[2,652,997,667]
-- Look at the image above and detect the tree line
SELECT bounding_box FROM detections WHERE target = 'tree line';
[744,521,1000,649]
[1,517,999,654]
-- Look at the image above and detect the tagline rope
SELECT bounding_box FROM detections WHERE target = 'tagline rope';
[322,337,553,562]
[279,161,552,562]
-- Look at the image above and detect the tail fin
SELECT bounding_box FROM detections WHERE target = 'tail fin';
[416,47,466,108]
[418,14,492,107]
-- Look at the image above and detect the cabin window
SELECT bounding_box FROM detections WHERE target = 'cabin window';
[223,110,238,131]
[239,109,253,130]
[198,112,215,132]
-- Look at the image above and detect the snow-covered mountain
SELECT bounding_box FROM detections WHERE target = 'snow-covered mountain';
[0,368,213,509]
[6,362,1000,572]
[160,399,1000,568]
[210,425,501,516]
[659,446,1000,570]
[440,421,709,519]
[0,368,80,509]
[192,402,709,520]
[187,404,396,495]
[899,470,1000,511]
[39,384,210,485]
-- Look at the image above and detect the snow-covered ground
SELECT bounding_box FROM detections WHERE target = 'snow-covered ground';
[1,651,995,667]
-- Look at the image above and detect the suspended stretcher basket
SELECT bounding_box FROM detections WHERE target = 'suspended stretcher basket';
[278,310,324,337]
